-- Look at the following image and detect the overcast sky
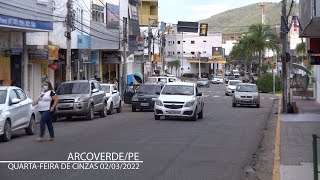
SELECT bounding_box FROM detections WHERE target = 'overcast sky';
[159,0,284,24]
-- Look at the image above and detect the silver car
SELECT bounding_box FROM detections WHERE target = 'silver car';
[232,83,260,108]
[54,80,108,121]
[0,86,36,142]
[197,78,210,88]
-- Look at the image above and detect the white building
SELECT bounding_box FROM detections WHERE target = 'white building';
[164,26,225,77]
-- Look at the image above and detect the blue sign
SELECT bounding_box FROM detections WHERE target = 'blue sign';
[0,15,53,31]
[77,34,91,49]
[90,51,99,64]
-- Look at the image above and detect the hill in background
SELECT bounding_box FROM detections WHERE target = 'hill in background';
[200,2,299,34]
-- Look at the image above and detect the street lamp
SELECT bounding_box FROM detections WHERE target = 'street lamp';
[198,52,201,78]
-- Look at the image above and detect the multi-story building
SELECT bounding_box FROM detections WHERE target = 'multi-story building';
[137,0,158,27]
[165,25,225,77]
[0,0,54,99]
[299,0,320,103]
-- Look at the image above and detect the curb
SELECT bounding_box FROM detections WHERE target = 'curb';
[272,96,282,180]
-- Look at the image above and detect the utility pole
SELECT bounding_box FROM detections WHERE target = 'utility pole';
[122,17,128,99]
[148,18,152,76]
[281,0,288,113]
[66,0,72,81]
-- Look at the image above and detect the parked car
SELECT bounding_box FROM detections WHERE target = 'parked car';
[211,76,224,84]
[225,80,242,96]
[197,78,210,88]
[100,84,121,115]
[232,83,260,108]
[0,86,36,142]
[154,82,204,121]
[147,76,181,84]
[54,80,108,121]
[224,75,235,84]
[131,84,163,112]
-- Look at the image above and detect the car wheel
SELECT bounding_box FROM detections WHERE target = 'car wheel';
[232,103,236,107]
[154,114,160,120]
[99,103,107,117]
[116,101,122,113]
[198,108,203,119]
[132,105,136,112]
[0,120,11,142]
[225,93,229,96]
[107,103,113,115]
[191,108,197,121]
[86,105,94,120]
[25,115,36,135]
[256,104,260,108]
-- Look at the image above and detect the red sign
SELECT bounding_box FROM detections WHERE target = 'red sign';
[48,63,59,70]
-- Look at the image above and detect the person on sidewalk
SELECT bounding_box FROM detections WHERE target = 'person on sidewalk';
[33,81,59,142]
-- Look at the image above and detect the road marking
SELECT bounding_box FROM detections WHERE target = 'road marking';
[213,95,220,98]
[272,96,281,180]
[208,91,212,92]
[204,95,210,97]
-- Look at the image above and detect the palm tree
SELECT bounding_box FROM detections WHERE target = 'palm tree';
[172,60,181,77]
[230,34,256,82]
[295,42,307,67]
[248,24,279,76]
[166,61,174,74]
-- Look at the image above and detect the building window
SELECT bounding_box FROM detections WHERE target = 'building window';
[183,40,186,42]
[183,51,186,53]
[191,51,195,55]
[177,41,180,44]
[177,52,181,54]
[173,52,175,55]
[92,4,104,23]
[203,51,206,53]
[203,40,206,42]
[191,40,195,44]
[172,41,175,44]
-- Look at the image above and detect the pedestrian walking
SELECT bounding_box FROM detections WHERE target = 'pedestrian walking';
[33,81,58,142]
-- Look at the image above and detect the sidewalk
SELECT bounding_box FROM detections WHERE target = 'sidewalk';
[280,96,320,180]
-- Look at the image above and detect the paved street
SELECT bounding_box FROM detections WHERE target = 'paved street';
[0,84,278,180]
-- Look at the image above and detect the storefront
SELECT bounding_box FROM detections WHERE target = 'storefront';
[101,51,121,86]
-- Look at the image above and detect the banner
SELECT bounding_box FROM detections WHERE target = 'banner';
[48,45,59,60]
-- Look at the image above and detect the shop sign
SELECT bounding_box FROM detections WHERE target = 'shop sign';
[48,45,59,60]
[29,49,48,60]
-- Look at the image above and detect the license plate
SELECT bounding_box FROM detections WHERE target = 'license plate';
[167,110,180,115]
[60,104,70,108]
[141,103,149,107]
[242,100,251,102]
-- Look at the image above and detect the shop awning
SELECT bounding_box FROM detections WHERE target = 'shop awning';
[292,63,312,75]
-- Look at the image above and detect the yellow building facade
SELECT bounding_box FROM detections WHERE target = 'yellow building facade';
[138,0,158,26]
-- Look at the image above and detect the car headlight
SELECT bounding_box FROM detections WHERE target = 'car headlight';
[235,94,241,98]
[76,96,87,102]
[132,97,138,102]
[184,100,195,107]
[252,95,258,99]
[155,100,163,106]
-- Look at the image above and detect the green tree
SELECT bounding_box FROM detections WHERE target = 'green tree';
[230,34,256,82]
[166,61,174,74]
[248,24,279,77]
[172,60,181,77]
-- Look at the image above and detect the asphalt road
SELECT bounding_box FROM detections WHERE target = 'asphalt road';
[0,83,277,180]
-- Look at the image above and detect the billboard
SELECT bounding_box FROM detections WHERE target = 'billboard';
[106,0,120,29]
[177,21,199,33]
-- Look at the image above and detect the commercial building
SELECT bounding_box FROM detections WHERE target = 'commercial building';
[137,0,158,27]
[164,25,225,77]
[299,0,320,103]
[0,0,54,99]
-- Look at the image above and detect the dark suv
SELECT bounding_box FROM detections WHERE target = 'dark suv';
[54,80,107,121]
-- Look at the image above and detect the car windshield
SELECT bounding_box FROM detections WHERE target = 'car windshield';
[229,81,241,86]
[101,85,110,93]
[136,85,158,94]
[236,85,258,92]
[161,85,194,95]
[199,78,208,81]
[56,83,90,95]
[0,90,7,104]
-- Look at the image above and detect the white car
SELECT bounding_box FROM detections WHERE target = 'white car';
[100,84,121,115]
[212,76,224,84]
[0,86,36,142]
[154,82,204,121]
[225,80,242,96]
